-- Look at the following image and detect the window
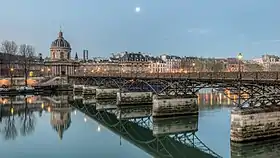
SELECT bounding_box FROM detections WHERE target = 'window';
[60,52,64,59]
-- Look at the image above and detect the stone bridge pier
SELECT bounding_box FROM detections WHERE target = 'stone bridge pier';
[229,83,280,142]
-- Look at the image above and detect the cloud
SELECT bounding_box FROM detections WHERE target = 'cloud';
[187,28,209,34]
[252,39,280,45]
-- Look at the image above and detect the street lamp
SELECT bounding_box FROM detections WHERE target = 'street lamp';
[192,62,195,72]
[237,53,243,107]
[157,62,160,78]
[83,68,86,76]
[237,53,243,78]
[10,68,14,87]
[41,68,44,76]
[47,68,51,76]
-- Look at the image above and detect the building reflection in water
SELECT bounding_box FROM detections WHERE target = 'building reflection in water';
[0,95,42,140]
[0,94,73,141]
[43,94,73,140]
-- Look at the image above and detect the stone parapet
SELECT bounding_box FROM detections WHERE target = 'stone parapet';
[231,106,280,142]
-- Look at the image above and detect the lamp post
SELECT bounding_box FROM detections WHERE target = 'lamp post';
[237,53,243,107]
[192,62,195,72]
[41,68,44,75]
[157,62,160,78]
[10,68,14,88]
[83,68,86,76]
[237,53,243,78]
[47,68,51,77]
[157,62,160,93]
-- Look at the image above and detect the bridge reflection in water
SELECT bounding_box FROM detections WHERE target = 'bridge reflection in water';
[1,93,278,158]
[72,98,221,158]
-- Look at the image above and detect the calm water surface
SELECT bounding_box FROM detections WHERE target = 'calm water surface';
[0,94,277,158]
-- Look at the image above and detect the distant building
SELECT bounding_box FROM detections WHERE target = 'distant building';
[44,30,79,76]
[0,52,44,77]
[225,58,244,72]
[160,54,181,72]
[119,52,150,74]
[148,57,166,73]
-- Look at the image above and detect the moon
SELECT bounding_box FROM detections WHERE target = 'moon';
[135,7,140,13]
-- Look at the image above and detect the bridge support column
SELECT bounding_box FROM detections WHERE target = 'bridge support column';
[96,88,120,99]
[73,85,84,93]
[83,86,98,95]
[231,106,280,142]
[116,92,153,106]
[116,106,152,120]
[152,95,198,118]
[96,99,117,110]
[153,115,198,136]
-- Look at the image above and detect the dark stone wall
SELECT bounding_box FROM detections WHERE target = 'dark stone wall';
[153,98,198,117]
[231,106,280,142]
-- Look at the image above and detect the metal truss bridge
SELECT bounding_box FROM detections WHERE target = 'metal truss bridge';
[72,100,222,158]
[68,72,280,108]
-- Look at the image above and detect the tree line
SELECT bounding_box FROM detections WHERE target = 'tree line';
[0,40,37,78]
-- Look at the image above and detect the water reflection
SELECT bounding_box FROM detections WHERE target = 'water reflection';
[72,98,221,158]
[153,116,198,136]
[2,92,278,158]
[0,96,40,140]
[0,94,73,141]
[231,138,280,158]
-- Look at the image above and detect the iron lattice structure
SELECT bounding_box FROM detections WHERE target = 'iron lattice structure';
[72,101,222,158]
[68,73,280,107]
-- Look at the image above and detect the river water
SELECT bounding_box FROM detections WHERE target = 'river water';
[0,93,277,158]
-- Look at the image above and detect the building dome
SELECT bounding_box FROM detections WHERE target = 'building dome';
[51,31,71,49]
[50,30,71,60]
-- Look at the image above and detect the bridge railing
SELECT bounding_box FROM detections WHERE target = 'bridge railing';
[70,72,280,81]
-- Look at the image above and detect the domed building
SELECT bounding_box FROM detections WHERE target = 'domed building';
[50,31,71,60]
[45,30,79,76]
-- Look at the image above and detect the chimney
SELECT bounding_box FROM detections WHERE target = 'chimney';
[83,50,86,62]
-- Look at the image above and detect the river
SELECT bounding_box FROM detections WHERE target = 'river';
[0,93,276,158]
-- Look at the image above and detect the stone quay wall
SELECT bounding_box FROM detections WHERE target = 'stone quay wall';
[231,106,280,142]
[116,92,153,106]
[152,95,198,117]
[96,88,119,99]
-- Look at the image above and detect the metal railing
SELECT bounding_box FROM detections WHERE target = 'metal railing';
[70,71,280,81]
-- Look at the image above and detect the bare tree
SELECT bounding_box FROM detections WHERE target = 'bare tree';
[1,41,18,76]
[20,101,36,136]
[2,115,18,140]
[18,44,35,86]
[245,63,264,72]
[1,40,18,55]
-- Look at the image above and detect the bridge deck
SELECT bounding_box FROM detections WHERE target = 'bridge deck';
[70,72,280,83]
